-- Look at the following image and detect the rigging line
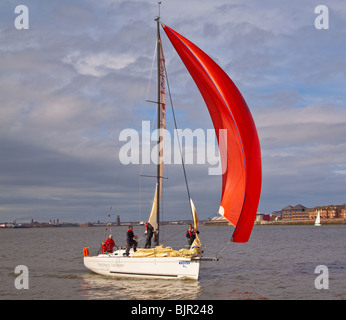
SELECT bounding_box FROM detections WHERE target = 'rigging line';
[138,109,157,223]
[139,171,142,224]
[139,40,158,228]
[163,227,186,242]
[103,206,112,242]
[139,104,157,177]
[164,63,193,218]
[216,239,232,260]
[146,40,158,102]
[109,207,112,236]
[141,34,159,177]
[140,174,168,179]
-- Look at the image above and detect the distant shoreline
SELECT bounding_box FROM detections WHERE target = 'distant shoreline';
[255,219,346,226]
[204,219,346,226]
[1,219,345,229]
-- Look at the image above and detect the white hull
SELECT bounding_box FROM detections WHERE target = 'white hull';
[84,249,200,280]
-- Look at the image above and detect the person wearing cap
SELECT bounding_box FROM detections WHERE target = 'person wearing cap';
[125,225,137,256]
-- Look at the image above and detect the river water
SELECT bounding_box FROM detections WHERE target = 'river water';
[0,224,345,300]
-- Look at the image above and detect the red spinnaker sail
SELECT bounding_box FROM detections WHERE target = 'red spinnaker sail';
[162,24,261,243]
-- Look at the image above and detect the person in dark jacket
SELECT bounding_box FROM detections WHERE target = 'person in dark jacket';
[186,224,199,246]
[125,225,137,256]
[144,222,154,248]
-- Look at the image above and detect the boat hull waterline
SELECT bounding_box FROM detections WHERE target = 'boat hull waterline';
[84,250,200,280]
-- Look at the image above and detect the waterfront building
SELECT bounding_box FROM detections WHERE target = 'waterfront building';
[308,205,346,220]
[281,204,309,220]
[282,204,346,221]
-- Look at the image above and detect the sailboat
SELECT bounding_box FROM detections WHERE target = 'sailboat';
[83,15,262,280]
[315,210,321,226]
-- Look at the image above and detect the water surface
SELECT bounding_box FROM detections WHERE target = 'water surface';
[0,224,345,300]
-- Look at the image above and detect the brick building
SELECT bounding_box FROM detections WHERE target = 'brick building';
[281,204,346,221]
[281,204,309,220]
[309,205,346,220]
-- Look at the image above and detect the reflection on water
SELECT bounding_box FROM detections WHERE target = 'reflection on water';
[81,273,201,300]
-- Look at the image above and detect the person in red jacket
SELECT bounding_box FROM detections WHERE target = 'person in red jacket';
[104,235,116,253]
[101,242,107,254]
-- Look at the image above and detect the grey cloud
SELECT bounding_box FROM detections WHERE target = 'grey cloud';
[1,0,346,223]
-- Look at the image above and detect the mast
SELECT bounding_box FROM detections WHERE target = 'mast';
[155,8,162,246]
[148,2,165,246]
[156,16,160,245]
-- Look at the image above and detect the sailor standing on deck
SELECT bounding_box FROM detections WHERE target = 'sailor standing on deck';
[144,222,154,248]
[186,224,199,246]
[125,225,137,256]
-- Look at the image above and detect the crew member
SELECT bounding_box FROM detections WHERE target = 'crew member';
[144,222,154,248]
[125,225,137,256]
[104,235,116,253]
[186,224,199,246]
[101,242,107,254]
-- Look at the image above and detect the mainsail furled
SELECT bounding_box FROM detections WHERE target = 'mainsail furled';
[148,21,166,241]
[148,184,159,231]
[162,23,262,243]
[190,198,201,250]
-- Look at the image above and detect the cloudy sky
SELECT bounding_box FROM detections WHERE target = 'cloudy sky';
[1,0,346,223]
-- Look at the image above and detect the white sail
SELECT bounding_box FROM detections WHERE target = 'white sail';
[148,184,158,231]
[190,198,198,231]
[315,210,321,226]
[190,198,201,250]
